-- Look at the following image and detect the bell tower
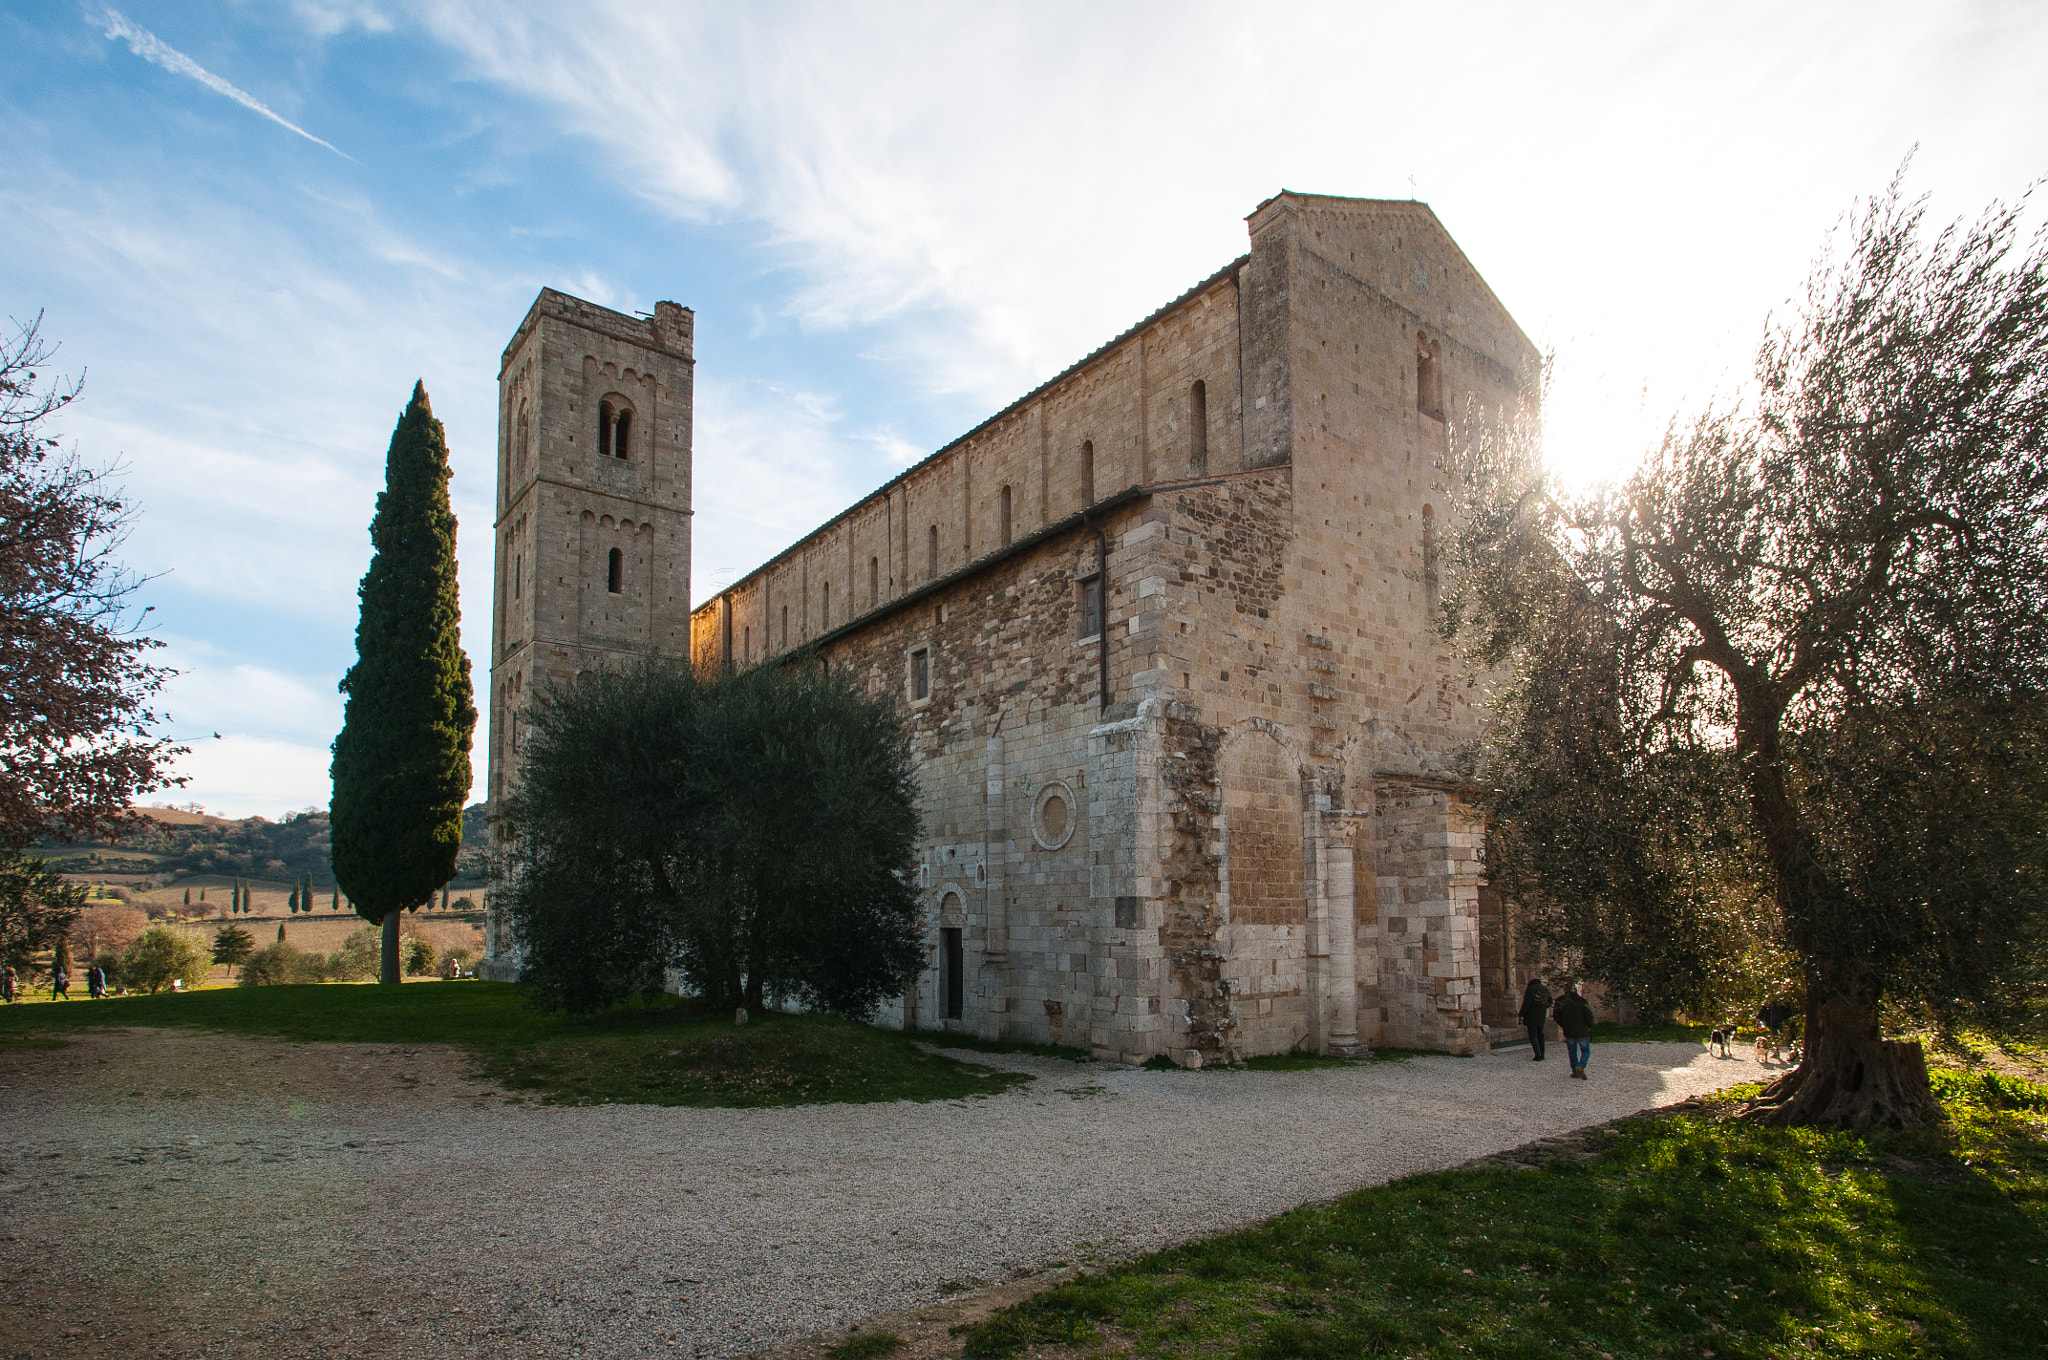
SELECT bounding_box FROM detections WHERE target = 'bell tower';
[480,291,693,979]
[484,290,694,811]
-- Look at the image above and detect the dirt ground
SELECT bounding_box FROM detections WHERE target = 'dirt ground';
[0,1026,1771,1360]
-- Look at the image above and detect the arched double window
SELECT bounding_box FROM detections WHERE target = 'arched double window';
[597,398,634,459]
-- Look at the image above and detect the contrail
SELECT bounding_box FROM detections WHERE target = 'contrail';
[93,6,353,161]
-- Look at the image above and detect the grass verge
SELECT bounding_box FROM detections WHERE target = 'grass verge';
[0,982,1032,1108]
[958,1071,2048,1360]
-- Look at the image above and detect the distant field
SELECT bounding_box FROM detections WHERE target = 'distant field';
[60,892,486,987]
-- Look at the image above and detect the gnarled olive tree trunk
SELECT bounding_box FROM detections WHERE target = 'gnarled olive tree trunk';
[1736,714,1939,1129]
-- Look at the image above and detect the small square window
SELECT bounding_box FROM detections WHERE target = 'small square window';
[909,646,932,702]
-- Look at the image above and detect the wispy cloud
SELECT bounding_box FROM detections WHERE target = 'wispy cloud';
[92,6,353,160]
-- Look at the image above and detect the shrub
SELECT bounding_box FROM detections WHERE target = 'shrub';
[403,936,437,976]
[119,925,210,994]
[239,942,328,986]
[328,928,381,983]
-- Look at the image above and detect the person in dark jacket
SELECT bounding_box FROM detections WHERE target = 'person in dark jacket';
[1517,975,1552,1060]
[1554,981,1596,1078]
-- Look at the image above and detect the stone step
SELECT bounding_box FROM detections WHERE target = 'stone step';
[1485,1025,1529,1050]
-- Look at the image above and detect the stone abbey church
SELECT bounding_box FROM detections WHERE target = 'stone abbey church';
[480,192,1542,1064]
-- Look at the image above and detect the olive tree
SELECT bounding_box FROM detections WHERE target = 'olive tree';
[1445,175,2048,1128]
[501,658,924,1018]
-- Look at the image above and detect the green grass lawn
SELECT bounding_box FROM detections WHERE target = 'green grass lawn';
[960,1070,2048,1360]
[0,981,1037,1108]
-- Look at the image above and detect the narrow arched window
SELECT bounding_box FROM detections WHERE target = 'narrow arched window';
[1416,337,1443,420]
[869,556,880,607]
[781,604,789,647]
[515,399,529,472]
[614,408,632,460]
[513,554,521,600]
[598,401,615,457]
[1081,440,1095,505]
[928,524,939,579]
[1423,504,1439,609]
[822,580,831,629]
[998,484,1012,546]
[1189,380,1208,474]
[606,547,623,594]
[743,625,751,664]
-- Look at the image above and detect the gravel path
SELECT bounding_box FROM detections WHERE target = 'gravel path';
[0,1028,1771,1359]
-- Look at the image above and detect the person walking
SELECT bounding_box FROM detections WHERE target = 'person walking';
[0,965,14,1003]
[1554,981,1596,1079]
[50,966,70,1001]
[1518,974,1552,1061]
[86,964,106,999]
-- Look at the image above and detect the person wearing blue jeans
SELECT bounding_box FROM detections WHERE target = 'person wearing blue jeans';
[1553,981,1596,1079]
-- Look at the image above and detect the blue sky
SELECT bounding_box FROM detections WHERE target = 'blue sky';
[4,1,2044,818]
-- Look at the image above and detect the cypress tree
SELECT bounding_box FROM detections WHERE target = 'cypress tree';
[288,884,299,915]
[331,884,339,912]
[330,383,476,986]
[182,888,190,907]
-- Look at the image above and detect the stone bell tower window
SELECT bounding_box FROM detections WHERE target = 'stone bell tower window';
[606,547,623,594]
[869,556,880,607]
[597,398,633,459]
[1081,439,1095,505]
[927,524,939,579]
[1189,380,1208,473]
[998,484,1013,546]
